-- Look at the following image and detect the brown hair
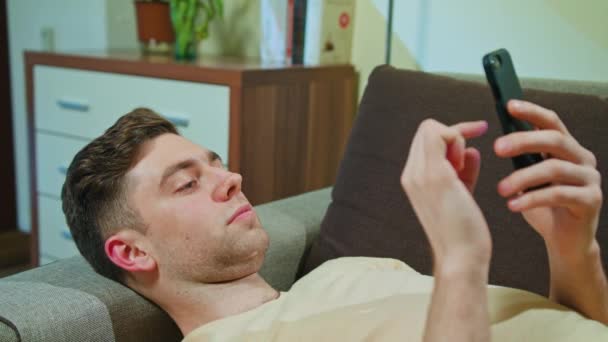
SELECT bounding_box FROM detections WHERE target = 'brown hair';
[61,108,178,283]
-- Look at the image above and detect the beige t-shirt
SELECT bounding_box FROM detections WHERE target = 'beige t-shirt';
[183,257,608,341]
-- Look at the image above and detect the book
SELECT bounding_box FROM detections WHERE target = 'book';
[304,0,355,65]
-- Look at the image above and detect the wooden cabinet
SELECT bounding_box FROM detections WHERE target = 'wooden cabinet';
[25,51,357,265]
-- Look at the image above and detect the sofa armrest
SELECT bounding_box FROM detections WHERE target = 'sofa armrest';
[0,321,18,342]
[256,187,331,291]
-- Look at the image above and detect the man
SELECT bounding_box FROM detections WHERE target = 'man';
[62,101,607,341]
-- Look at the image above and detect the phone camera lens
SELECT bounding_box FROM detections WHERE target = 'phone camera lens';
[491,56,502,69]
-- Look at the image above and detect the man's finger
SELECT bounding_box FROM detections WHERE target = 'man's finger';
[420,119,457,157]
[446,133,466,171]
[507,185,602,213]
[451,121,489,139]
[458,147,481,193]
[495,130,591,165]
[497,159,598,198]
[507,100,569,134]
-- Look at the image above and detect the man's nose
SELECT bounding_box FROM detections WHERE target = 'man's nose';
[212,170,243,202]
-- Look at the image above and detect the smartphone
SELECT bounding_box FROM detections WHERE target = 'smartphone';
[483,48,544,170]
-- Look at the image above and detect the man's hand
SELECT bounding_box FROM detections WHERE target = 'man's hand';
[401,119,491,268]
[495,100,602,259]
[495,99,607,323]
[401,119,491,342]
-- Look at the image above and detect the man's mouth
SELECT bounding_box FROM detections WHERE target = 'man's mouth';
[227,204,253,225]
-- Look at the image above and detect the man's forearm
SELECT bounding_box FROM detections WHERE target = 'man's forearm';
[424,260,490,342]
[548,241,608,324]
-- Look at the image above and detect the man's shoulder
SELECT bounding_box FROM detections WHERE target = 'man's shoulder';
[311,256,418,274]
[290,256,425,296]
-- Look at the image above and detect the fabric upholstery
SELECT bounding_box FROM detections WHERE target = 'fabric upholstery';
[0,281,114,342]
[1,256,180,342]
[0,316,18,342]
[441,72,608,100]
[302,66,608,296]
[257,187,331,290]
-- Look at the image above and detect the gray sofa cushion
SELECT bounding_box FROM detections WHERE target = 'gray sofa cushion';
[0,281,114,341]
[0,322,18,341]
[302,66,608,296]
[258,188,331,290]
[0,188,330,342]
[0,257,180,342]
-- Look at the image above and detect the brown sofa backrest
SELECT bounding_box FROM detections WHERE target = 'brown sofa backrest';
[303,66,608,295]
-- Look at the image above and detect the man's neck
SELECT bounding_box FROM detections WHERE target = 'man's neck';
[157,272,279,336]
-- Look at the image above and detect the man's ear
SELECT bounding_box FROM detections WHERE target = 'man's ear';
[104,230,156,273]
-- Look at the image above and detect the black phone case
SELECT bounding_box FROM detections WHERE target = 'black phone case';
[483,48,544,170]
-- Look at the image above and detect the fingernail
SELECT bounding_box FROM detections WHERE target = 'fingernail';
[510,99,522,109]
[496,140,509,152]
[509,198,521,210]
[499,181,511,195]
[480,121,489,132]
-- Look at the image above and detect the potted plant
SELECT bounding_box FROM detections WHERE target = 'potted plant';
[170,0,224,60]
[134,0,175,54]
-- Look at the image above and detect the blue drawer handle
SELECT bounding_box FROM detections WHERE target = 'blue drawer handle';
[57,99,90,112]
[61,230,73,241]
[164,114,190,128]
[57,165,68,175]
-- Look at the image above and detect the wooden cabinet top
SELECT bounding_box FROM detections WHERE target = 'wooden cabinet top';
[25,50,355,87]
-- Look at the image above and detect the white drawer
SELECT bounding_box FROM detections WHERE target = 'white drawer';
[36,133,89,197]
[38,195,80,260]
[34,65,230,163]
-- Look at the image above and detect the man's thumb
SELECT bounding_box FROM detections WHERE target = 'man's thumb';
[458,147,481,193]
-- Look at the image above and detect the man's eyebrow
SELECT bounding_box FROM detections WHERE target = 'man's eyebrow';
[208,150,222,163]
[159,151,222,188]
[159,159,197,188]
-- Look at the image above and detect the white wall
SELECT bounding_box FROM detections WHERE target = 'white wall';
[7,0,138,233]
[377,0,608,81]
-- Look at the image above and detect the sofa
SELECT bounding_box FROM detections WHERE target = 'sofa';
[1,68,607,342]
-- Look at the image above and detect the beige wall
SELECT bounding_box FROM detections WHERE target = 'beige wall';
[387,0,608,81]
[351,0,418,98]
[547,0,608,51]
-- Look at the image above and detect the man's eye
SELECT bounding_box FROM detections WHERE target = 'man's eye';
[178,180,197,193]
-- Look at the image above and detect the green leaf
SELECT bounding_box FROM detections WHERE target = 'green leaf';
[213,0,224,18]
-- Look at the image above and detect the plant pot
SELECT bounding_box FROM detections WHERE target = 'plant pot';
[173,37,197,61]
[134,1,175,54]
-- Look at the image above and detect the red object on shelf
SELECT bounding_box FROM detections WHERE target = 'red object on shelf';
[135,1,175,43]
[339,12,350,29]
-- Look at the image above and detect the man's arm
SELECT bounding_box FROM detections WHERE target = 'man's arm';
[424,258,490,342]
[496,100,607,323]
[401,119,491,342]
[548,241,608,324]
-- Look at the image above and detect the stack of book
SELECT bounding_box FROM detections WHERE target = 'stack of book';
[260,0,355,65]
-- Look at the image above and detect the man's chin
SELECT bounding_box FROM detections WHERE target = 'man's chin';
[220,249,267,283]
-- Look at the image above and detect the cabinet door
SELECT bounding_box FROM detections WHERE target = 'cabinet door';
[36,133,89,198]
[34,65,231,163]
[38,195,79,262]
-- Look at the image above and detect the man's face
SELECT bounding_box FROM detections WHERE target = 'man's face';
[127,133,269,284]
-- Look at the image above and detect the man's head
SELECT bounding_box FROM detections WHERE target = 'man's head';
[62,108,269,294]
